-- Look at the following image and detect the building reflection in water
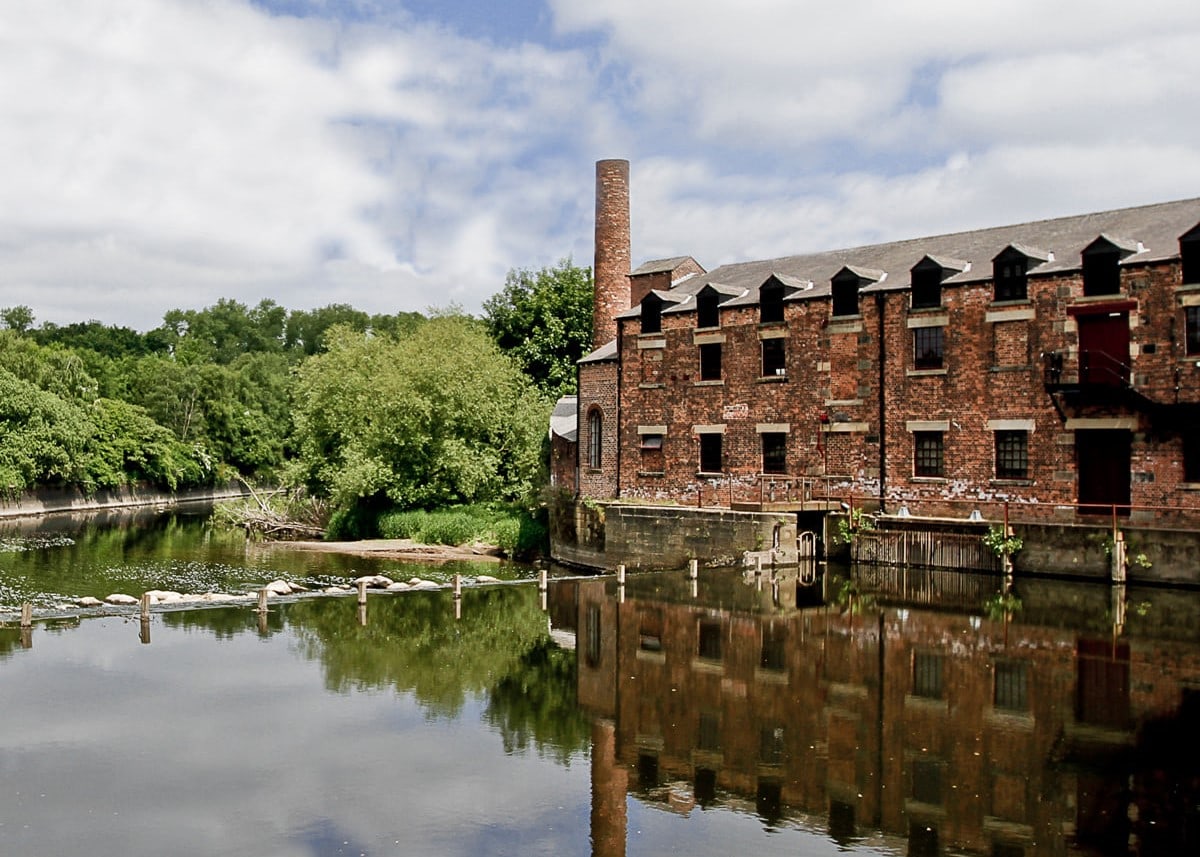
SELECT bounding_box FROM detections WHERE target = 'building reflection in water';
[556,565,1200,857]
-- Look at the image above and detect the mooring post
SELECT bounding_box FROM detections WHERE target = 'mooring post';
[453,574,462,598]
[689,559,699,580]
[1111,530,1127,583]
[357,579,368,606]
[257,588,270,614]
[616,564,626,584]
[20,602,33,630]
[539,569,548,593]
[755,555,762,576]
[140,592,151,621]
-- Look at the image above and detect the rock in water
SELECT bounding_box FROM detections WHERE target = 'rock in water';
[104,593,138,605]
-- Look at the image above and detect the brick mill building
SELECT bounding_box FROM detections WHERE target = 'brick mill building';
[555,160,1200,568]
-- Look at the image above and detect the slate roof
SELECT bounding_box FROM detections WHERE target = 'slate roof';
[621,197,1200,313]
[578,338,618,363]
[631,256,697,276]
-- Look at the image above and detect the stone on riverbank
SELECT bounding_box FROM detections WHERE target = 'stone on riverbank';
[105,593,138,605]
[354,574,394,589]
[77,596,103,607]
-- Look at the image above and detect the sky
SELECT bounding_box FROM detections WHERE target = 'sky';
[3,0,1200,331]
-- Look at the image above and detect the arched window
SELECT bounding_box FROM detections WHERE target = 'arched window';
[587,408,603,469]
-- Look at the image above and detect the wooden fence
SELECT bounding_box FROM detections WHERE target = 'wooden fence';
[852,529,1000,574]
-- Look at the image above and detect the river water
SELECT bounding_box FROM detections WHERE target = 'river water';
[2,509,1199,856]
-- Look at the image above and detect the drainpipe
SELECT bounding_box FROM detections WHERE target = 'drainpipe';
[876,291,887,513]
[615,322,623,499]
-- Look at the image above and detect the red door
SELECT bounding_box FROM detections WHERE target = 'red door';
[1076,312,1130,385]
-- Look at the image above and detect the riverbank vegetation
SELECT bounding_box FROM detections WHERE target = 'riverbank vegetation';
[0,260,590,556]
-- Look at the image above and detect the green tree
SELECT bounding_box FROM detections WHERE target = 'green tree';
[1,305,35,334]
[291,315,549,517]
[0,368,91,491]
[482,259,593,398]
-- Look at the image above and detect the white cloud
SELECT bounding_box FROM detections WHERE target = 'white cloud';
[0,0,601,329]
[2,0,1199,330]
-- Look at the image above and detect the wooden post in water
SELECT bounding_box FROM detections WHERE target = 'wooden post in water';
[689,559,699,580]
[538,569,548,593]
[20,602,33,630]
[452,574,462,598]
[256,588,270,614]
[357,579,368,606]
[616,564,626,584]
[1111,530,1127,583]
[140,592,152,621]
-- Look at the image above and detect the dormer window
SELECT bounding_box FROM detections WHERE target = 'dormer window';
[831,270,862,317]
[993,248,1030,302]
[759,280,785,323]
[1081,236,1135,296]
[641,293,663,334]
[1181,223,1200,285]
[911,258,947,309]
[696,287,721,328]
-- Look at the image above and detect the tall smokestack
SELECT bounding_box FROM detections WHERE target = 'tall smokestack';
[592,159,631,348]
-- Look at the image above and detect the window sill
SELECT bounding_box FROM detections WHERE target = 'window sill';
[696,471,724,478]
[585,468,603,474]
[638,382,666,389]
[694,379,724,386]
[1180,482,1200,491]
[907,368,947,377]
[912,476,947,483]
[756,375,788,383]
[908,304,946,314]
[988,298,1033,309]
[637,470,665,478]
[989,365,1034,372]
[991,478,1033,487]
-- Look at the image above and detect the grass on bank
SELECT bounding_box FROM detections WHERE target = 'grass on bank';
[376,505,547,557]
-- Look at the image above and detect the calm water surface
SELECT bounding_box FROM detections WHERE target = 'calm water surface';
[2,511,1199,856]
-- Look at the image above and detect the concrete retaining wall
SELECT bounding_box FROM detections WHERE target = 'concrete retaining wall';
[551,499,795,571]
[0,483,251,520]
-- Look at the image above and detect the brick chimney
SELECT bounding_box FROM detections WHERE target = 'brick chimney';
[592,159,631,348]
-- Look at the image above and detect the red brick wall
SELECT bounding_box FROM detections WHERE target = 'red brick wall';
[579,359,619,499]
[602,257,1200,524]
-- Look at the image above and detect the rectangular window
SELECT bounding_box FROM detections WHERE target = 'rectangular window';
[1082,250,1121,296]
[639,433,664,472]
[698,618,722,660]
[912,652,944,699]
[585,604,601,667]
[1186,306,1200,356]
[699,342,722,381]
[994,660,1029,711]
[994,259,1028,302]
[761,338,786,376]
[912,758,944,805]
[760,624,786,670]
[699,432,722,474]
[761,432,787,475]
[995,430,1029,480]
[698,711,721,751]
[759,725,785,764]
[914,431,944,478]
[913,327,944,369]
[697,291,720,328]
[639,609,663,652]
[911,269,942,309]
[760,284,785,323]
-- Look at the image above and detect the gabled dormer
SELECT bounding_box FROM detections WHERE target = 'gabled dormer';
[640,292,664,334]
[910,255,966,309]
[831,266,884,317]
[756,273,810,323]
[696,284,723,328]
[1081,235,1139,296]
[992,244,1048,302]
[1181,223,1200,285]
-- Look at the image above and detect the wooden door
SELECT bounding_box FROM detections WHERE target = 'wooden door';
[1076,429,1131,514]
[1077,312,1130,385]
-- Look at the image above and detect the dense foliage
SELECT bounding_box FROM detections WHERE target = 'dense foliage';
[482,259,593,398]
[291,314,550,532]
[0,263,585,543]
